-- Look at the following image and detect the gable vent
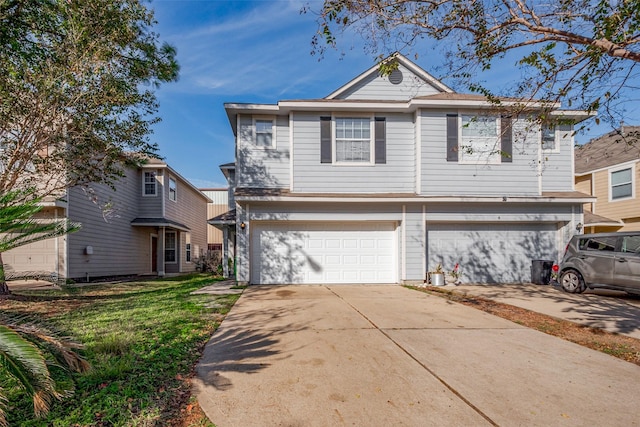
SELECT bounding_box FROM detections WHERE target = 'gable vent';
[389,69,403,84]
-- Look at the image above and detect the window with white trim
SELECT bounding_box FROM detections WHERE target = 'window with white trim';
[143,171,157,196]
[169,177,177,202]
[253,117,275,147]
[165,231,176,263]
[185,233,191,263]
[460,115,500,164]
[541,125,557,151]
[611,167,633,200]
[335,117,371,163]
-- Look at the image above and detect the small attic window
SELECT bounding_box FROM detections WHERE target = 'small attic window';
[389,69,403,84]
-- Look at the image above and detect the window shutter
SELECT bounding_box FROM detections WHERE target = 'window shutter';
[446,114,458,162]
[320,116,331,163]
[375,117,386,164]
[501,116,512,163]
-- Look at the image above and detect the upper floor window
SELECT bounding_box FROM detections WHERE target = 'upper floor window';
[169,177,177,202]
[253,117,275,147]
[143,171,157,196]
[447,114,511,164]
[611,167,633,200]
[320,116,386,164]
[336,117,371,162]
[541,125,557,151]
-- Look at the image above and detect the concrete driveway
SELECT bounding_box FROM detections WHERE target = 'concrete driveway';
[194,285,640,427]
[454,283,640,339]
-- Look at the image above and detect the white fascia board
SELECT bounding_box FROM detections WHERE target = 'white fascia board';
[550,109,597,123]
[39,199,69,208]
[235,195,596,203]
[413,99,561,110]
[278,100,410,112]
[224,103,280,134]
[278,98,564,113]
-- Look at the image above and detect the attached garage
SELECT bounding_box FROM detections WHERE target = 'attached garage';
[3,239,58,276]
[427,222,560,283]
[251,222,397,284]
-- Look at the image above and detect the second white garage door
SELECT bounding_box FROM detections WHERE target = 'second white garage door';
[251,222,396,284]
[427,222,559,284]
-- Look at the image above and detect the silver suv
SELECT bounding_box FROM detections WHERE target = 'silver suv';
[559,232,640,295]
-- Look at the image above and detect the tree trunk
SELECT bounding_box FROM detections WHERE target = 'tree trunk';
[0,252,11,296]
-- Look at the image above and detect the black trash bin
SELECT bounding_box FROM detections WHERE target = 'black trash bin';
[531,260,554,285]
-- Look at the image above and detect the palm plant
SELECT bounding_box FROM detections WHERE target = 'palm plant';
[0,188,86,424]
[0,315,90,426]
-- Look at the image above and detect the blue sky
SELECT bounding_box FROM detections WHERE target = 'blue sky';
[149,0,639,189]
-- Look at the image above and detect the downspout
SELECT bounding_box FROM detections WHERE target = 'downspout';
[54,208,59,280]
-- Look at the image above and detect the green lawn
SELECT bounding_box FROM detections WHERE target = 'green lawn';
[1,274,240,426]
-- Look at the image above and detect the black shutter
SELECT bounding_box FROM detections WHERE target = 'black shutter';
[375,117,386,164]
[320,117,331,163]
[446,114,458,162]
[501,116,512,163]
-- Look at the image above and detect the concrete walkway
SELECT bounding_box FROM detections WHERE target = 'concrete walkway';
[194,285,640,427]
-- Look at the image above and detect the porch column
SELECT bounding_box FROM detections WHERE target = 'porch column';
[158,226,165,277]
[222,226,229,278]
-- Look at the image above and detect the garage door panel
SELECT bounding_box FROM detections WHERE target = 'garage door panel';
[428,223,558,284]
[253,222,396,284]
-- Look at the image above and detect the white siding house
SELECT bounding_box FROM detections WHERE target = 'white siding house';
[221,54,593,285]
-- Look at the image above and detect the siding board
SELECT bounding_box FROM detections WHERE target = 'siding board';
[237,115,290,189]
[421,111,540,196]
[292,113,415,193]
[336,64,441,100]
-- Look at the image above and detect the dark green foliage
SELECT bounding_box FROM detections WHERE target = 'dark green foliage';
[1,275,238,426]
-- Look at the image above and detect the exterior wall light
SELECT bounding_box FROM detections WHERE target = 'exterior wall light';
[240,222,246,230]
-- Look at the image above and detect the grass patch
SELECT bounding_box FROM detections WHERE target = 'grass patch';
[1,274,239,426]
[409,285,640,366]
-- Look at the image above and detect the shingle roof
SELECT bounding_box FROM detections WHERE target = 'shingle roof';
[583,211,623,227]
[575,126,640,174]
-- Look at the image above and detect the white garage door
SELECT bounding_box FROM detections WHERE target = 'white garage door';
[3,239,58,275]
[251,222,396,284]
[427,223,559,284]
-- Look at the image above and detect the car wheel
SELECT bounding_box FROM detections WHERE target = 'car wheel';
[560,269,586,293]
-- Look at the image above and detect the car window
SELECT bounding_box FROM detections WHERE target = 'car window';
[621,236,640,255]
[580,236,617,252]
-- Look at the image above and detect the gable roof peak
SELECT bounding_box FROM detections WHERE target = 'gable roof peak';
[326,52,454,100]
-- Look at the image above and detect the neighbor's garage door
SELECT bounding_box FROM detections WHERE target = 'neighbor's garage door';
[251,222,396,284]
[4,239,57,275]
[427,223,558,283]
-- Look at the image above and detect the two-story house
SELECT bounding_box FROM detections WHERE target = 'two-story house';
[4,158,209,282]
[222,54,592,285]
[575,126,640,233]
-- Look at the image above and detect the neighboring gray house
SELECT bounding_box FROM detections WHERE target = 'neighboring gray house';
[4,158,209,281]
[222,54,593,285]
